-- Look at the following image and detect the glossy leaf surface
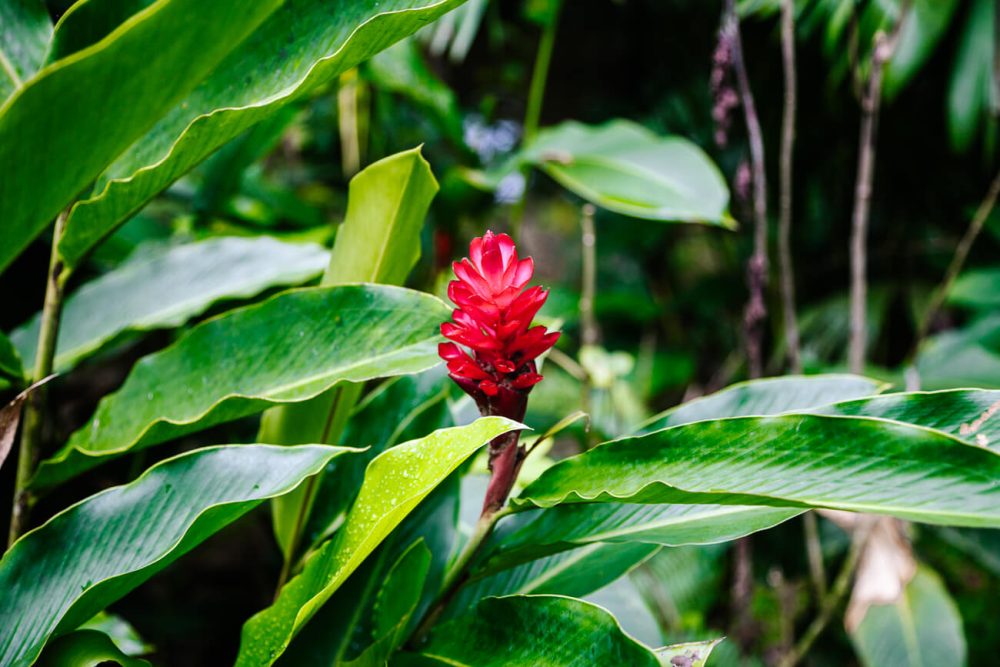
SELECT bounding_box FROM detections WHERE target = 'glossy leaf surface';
[812,389,1000,450]
[237,417,523,666]
[638,374,885,434]
[0,444,349,667]
[480,503,800,574]
[56,0,463,269]
[850,567,966,667]
[412,595,661,666]
[0,0,51,102]
[35,630,150,667]
[35,284,449,488]
[516,415,1000,527]
[12,236,329,372]
[0,0,281,273]
[518,119,731,225]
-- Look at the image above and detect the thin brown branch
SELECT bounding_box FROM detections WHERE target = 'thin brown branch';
[725,0,769,379]
[848,13,908,374]
[778,0,801,373]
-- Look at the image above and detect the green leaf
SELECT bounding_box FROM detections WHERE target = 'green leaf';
[811,389,1000,450]
[883,0,960,100]
[515,415,1000,527]
[917,315,1000,389]
[949,267,1000,310]
[12,236,329,372]
[45,0,152,63]
[0,330,24,382]
[850,566,966,667]
[518,119,731,226]
[453,542,659,615]
[0,0,52,102]
[237,417,523,666]
[35,630,150,667]
[78,612,151,658]
[584,577,663,648]
[478,503,801,574]
[34,284,449,488]
[0,443,350,667]
[297,368,452,557]
[410,595,662,666]
[360,539,433,665]
[56,1,462,270]
[263,147,439,565]
[655,638,724,667]
[947,0,996,152]
[0,0,282,275]
[638,374,887,434]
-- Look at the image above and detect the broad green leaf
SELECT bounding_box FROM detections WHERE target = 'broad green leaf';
[631,544,727,630]
[453,542,659,615]
[0,443,349,667]
[949,267,1000,310]
[237,417,523,666]
[947,0,995,152]
[0,0,51,102]
[410,595,662,666]
[518,119,731,226]
[884,0,960,100]
[0,330,24,382]
[0,0,282,275]
[56,1,462,269]
[360,540,433,665]
[584,577,663,648]
[12,236,329,372]
[478,503,801,574]
[297,367,452,557]
[917,315,1000,389]
[655,638,724,667]
[78,612,151,658]
[46,0,153,63]
[36,630,149,667]
[850,566,966,667]
[264,147,439,564]
[515,415,1000,527]
[275,475,460,666]
[34,284,449,488]
[637,374,886,434]
[812,389,1000,450]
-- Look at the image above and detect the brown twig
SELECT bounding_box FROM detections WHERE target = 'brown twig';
[848,11,909,374]
[778,0,801,373]
[724,0,769,380]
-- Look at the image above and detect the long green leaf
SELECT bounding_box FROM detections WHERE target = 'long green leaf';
[0,443,349,667]
[478,503,800,574]
[0,0,282,274]
[947,0,995,152]
[36,629,150,667]
[949,267,1000,309]
[811,389,1000,450]
[516,415,1000,527]
[12,236,329,372]
[453,542,659,616]
[264,147,439,565]
[638,374,886,434]
[516,119,731,225]
[850,566,966,667]
[410,595,662,666]
[237,417,523,666]
[34,284,449,488]
[45,0,154,64]
[0,0,51,102]
[56,1,462,269]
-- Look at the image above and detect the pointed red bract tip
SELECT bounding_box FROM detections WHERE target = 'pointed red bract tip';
[438,231,560,419]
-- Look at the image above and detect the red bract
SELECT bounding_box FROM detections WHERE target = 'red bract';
[439,231,560,421]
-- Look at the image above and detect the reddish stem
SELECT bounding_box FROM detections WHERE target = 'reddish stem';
[481,431,525,517]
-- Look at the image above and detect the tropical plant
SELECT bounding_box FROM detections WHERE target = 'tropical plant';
[1,0,998,665]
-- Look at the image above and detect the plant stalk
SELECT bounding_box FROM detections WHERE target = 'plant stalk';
[725,0,769,380]
[803,511,827,598]
[778,518,875,667]
[9,209,70,547]
[848,10,908,374]
[778,0,801,373]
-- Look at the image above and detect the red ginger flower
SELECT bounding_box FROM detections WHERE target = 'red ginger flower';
[439,231,560,422]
